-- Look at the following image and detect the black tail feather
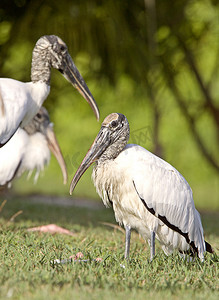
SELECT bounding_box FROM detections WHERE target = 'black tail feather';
[205,241,214,253]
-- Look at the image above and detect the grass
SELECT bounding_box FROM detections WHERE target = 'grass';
[0,195,218,300]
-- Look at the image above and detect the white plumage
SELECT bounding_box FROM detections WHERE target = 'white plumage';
[70,113,213,261]
[0,107,67,188]
[19,131,51,183]
[0,35,99,147]
[93,144,205,259]
[0,128,28,186]
[0,80,49,145]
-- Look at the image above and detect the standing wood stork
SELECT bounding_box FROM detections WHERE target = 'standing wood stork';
[0,35,99,147]
[0,107,67,188]
[70,113,213,261]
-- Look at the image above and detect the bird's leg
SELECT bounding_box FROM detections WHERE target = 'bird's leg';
[125,225,131,260]
[150,231,155,261]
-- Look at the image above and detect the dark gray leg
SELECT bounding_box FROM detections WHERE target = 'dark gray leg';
[125,225,131,260]
[150,231,155,261]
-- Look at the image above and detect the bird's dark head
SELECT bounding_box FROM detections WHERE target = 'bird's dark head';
[70,113,130,195]
[23,107,68,184]
[23,107,50,135]
[100,112,130,153]
[32,35,99,121]
[42,35,69,71]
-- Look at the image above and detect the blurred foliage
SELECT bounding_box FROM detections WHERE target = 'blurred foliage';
[0,0,218,209]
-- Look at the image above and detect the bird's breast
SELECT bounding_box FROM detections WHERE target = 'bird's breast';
[92,159,153,230]
[92,160,119,208]
[20,133,51,178]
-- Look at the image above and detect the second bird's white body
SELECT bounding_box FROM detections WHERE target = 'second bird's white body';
[0,127,50,186]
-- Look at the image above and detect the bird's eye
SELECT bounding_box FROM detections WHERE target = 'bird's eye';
[111,120,118,128]
[60,45,65,51]
[36,113,42,119]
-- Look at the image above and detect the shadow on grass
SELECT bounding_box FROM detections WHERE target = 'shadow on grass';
[0,193,115,229]
[0,192,219,239]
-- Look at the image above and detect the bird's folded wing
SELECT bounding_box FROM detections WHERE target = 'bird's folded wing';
[0,129,27,186]
[132,152,205,251]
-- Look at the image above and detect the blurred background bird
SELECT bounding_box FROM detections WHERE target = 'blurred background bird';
[0,107,67,189]
[0,34,99,147]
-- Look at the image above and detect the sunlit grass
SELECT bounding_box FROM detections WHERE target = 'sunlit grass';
[0,197,218,300]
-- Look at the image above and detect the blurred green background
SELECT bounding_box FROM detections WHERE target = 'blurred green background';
[0,0,218,210]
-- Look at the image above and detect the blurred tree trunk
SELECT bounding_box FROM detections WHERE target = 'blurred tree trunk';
[161,28,219,173]
[144,0,163,157]
[176,34,219,135]
[162,57,219,173]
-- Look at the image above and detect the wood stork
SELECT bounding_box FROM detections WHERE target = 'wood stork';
[70,113,213,261]
[0,107,67,188]
[0,35,99,147]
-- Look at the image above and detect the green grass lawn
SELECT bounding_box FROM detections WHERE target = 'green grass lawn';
[0,195,218,300]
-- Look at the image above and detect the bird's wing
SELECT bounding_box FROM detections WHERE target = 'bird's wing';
[0,79,31,145]
[119,144,205,254]
[0,128,28,186]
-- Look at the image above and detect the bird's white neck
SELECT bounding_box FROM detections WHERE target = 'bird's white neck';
[20,82,50,128]
[31,43,52,85]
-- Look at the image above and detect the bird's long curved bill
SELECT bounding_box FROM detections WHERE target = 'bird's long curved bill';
[46,126,68,184]
[63,55,99,121]
[69,128,109,195]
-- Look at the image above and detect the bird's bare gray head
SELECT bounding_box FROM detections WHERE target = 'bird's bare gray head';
[23,107,50,135]
[37,35,71,72]
[32,35,70,81]
[31,35,99,120]
[70,113,130,195]
[24,106,68,184]
[99,113,130,160]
